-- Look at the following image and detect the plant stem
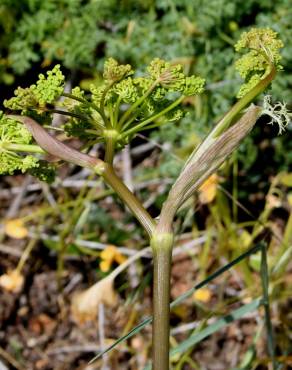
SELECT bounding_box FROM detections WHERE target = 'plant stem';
[118,80,158,127]
[120,95,184,139]
[212,65,276,137]
[100,82,115,128]
[104,137,115,164]
[16,238,38,273]
[50,108,89,121]
[62,92,108,125]
[101,164,156,236]
[9,115,155,236]
[104,129,119,164]
[2,143,45,154]
[114,96,122,128]
[151,232,174,370]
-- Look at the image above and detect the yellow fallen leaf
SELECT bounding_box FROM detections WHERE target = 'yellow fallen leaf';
[199,174,218,204]
[100,260,111,273]
[100,245,117,260]
[71,277,117,325]
[172,305,189,320]
[4,219,28,239]
[99,245,127,272]
[0,269,24,293]
[193,288,212,303]
[114,251,127,265]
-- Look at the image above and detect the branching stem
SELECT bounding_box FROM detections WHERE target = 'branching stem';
[100,82,115,128]
[121,95,184,139]
[118,80,158,127]
[62,92,108,125]
[100,164,156,236]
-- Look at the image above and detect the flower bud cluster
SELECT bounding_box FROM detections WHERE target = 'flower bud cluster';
[0,113,55,181]
[235,28,283,98]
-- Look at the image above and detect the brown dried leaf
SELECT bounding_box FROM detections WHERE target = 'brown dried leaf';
[0,269,24,293]
[199,173,218,204]
[4,218,28,239]
[71,277,117,325]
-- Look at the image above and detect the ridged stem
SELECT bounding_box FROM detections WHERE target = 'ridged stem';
[151,233,174,370]
[101,164,156,237]
[61,92,108,125]
[104,129,118,164]
[212,65,276,137]
[9,115,155,238]
[2,143,45,154]
[120,95,184,139]
[118,80,158,127]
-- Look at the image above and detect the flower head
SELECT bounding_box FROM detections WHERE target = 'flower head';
[235,28,283,98]
[4,65,65,112]
[0,113,55,181]
[147,58,205,95]
[103,58,134,83]
[0,114,38,174]
[31,65,65,106]
[235,28,283,64]
[114,78,138,103]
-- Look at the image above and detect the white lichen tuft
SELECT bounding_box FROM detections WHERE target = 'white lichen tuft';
[261,95,291,135]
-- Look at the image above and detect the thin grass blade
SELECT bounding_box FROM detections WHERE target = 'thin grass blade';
[260,245,278,369]
[143,299,262,370]
[89,242,265,363]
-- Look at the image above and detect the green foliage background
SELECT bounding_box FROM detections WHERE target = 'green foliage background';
[0,0,291,177]
[0,3,291,367]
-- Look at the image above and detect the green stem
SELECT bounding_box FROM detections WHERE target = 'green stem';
[16,238,38,273]
[51,109,104,132]
[212,65,276,137]
[108,105,115,128]
[119,101,147,132]
[118,80,158,127]
[104,137,115,164]
[62,92,87,104]
[84,129,102,135]
[157,105,261,234]
[104,129,119,164]
[134,118,168,131]
[151,233,174,370]
[100,83,115,127]
[62,92,108,125]
[182,72,275,173]
[51,108,88,120]
[100,164,156,236]
[121,95,184,139]
[2,143,45,154]
[114,96,122,128]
